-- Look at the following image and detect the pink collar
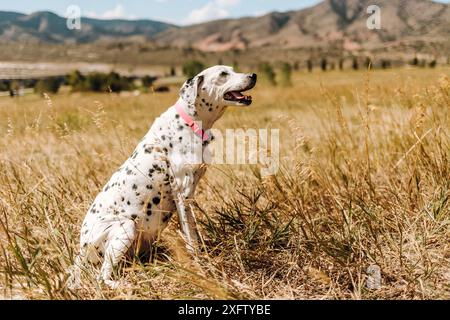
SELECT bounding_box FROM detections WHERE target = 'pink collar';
[174,100,209,142]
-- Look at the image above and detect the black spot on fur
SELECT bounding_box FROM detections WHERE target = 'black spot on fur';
[132,184,138,190]
[152,197,160,205]
[131,214,137,220]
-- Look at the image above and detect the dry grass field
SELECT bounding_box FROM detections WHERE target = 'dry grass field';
[0,67,449,299]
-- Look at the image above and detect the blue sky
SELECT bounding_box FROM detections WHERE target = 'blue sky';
[0,0,449,25]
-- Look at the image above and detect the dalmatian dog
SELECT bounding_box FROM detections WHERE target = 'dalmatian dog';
[70,66,257,288]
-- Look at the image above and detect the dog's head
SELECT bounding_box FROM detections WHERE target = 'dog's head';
[180,65,257,109]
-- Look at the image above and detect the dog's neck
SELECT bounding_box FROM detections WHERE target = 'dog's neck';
[177,96,226,130]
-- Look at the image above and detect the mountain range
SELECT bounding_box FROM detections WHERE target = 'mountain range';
[0,10,175,43]
[0,0,449,52]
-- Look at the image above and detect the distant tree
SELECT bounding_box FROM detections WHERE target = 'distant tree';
[339,58,344,71]
[67,70,133,93]
[411,56,419,66]
[381,60,391,69]
[218,58,223,65]
[0,80,10,91]
[105,72,133,93]
[182,60,205,78]
[67,70,87,91]
[279,63,292,87]
[85,73,106,92]
[321,58,328,72]
[258,62,277,86]
[429,60,437,68]
[293,61,300,71]
[307,59,313,73]
[34,78,61,94]
[10,80,20,92]
[352,57,359,70]
[142,75,157,87]
[170,66,176,76]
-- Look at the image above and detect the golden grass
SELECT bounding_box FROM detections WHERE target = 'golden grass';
[0,68,449,299]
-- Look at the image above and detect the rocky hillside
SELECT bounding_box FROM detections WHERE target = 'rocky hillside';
[155,0,450,51]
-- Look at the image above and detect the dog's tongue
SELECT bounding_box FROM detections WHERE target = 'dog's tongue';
[230,91,245,99]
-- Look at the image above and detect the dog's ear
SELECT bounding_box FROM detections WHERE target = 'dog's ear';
[179,75,204,106]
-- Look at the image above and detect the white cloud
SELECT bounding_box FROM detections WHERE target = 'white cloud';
[85,4,136,20]
[216,0,240,6]
[183,0,240,25]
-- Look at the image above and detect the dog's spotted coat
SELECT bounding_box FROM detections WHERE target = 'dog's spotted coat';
[71,66,257,288]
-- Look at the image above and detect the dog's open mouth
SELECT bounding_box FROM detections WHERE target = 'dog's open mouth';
[224,90,253,105]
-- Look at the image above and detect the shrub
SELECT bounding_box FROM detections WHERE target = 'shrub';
[182,60,205,78]
[67,70,134,93]
[279,63,292,87]
[258,62,277,86]
[142,75,157,88]
[105,72,133,93]
[170,66,176,76]
[67,70,87,91]
[352,57,359,70]
[307,59,313,73]
[0,80,10,91]
[34,78,61,94]
[321,58,328,72]
[381,60,391,69]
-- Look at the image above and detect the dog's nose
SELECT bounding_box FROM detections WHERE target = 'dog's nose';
[249,73,257,81]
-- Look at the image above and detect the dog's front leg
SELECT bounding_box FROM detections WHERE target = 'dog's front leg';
[175,192,199,254]
[174,170,200,253]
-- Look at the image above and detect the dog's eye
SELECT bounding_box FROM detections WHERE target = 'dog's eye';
[220,71,229,77]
